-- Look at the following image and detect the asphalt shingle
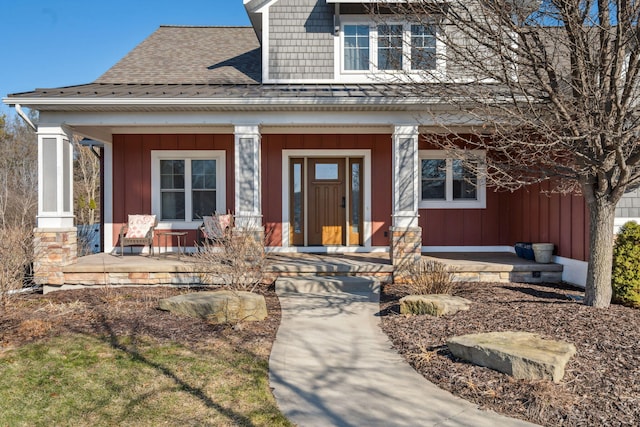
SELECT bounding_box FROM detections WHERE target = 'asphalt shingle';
[96,26,261,84]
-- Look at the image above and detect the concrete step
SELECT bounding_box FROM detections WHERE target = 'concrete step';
[276,275,380,294]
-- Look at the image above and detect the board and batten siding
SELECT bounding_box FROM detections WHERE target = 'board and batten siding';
[110,133,589,260]
[421,183,589,261]
[268,0,335,80]
[111,134,235,247]
[261,134,392,247]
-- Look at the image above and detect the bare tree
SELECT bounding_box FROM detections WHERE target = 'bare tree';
[74,137,100,227]
[73,137,101,255]
[0,113,37,229]
[0,113,37,298]
[374,0,640,307]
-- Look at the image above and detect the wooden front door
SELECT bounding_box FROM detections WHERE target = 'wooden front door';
[308,159,346,245]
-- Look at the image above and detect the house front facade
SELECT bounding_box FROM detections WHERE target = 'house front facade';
[4,0,590,286]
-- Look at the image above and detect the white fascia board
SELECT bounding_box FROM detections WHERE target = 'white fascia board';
[40,110,486,129]
[243,0,277,13]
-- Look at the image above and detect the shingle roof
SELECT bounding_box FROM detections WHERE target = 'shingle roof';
[96,26,261,84]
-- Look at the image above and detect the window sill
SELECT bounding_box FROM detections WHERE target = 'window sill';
[419,200,486,209]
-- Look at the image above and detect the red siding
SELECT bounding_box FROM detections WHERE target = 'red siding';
[110,133,589,261]
[261,134,392,247]
[111,134,234,246]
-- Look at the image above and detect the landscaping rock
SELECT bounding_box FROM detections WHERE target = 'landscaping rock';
[400,294,471,316]
[159,290,267,323]
[447,331,576,383]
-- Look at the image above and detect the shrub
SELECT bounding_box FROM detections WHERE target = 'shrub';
[611,221,640,308]
[192,225,271,293]
[401,259,455,295]
[0,225,33,306]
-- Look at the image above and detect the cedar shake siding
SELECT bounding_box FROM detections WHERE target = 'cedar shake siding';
[269,0,335,80]
[616,187,640,219]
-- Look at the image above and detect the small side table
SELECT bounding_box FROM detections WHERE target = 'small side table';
[159,231,188,260]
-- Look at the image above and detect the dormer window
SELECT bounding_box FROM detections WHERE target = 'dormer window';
[378,24,403,70]
[411,25,437,70]
[340,20,442,78]
[344,25,370,70]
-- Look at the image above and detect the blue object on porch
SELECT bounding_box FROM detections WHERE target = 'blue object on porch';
[514,242,535,260]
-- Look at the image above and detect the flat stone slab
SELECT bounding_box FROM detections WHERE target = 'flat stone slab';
[400,294,471,316]
[158,290,267,323]
[447,331,576,383]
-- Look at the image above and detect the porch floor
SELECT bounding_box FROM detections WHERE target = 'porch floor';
[53,251,562,291]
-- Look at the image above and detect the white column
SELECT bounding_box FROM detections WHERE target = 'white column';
[37,125,75,228]
[234,125,262,229]
[392,125,420,228]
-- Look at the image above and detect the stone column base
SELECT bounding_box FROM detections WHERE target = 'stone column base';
[33,228,78,286]
[390,226,422,282]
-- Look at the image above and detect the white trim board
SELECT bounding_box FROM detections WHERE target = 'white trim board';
[554,256,587,288]
[423,246,515,253]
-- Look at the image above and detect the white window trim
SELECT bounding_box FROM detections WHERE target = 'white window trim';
[419,150,486,209]
[338,17,446,81]
[151,150,226,229]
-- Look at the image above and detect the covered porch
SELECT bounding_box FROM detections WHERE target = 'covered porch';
[47,251,564,293]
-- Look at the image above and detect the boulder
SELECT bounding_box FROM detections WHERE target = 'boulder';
[447,331,576,383]
[159,290,267,323]
[400,294,471,316]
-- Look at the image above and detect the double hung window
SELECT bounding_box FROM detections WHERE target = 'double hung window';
[152,151,226,224]
[342,22,440,73]
[344,25,370,71]
[419,151,486,209]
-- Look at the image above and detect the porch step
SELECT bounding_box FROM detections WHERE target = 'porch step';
[268,253,394,283]
[424,253,564,284]
[276,276,380,294]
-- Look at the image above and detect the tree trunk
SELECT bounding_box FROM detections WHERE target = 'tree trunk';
[584,199,616,308]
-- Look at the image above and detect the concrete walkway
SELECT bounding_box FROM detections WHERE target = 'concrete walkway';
[269,276,539,427]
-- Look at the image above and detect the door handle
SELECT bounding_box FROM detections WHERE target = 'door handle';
[340,197,346,208]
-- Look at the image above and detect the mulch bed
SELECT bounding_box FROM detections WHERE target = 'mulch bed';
[379,281,640,426]
[3,281,639,426]
[0,284,281,359]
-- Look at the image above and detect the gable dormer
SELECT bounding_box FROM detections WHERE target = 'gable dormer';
[244,0,445,83]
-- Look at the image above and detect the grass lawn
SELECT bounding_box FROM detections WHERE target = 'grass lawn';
[0,287,291,427]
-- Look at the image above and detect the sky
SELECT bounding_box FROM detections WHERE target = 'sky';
[0,0,250,117]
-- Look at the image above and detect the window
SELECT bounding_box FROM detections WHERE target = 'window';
[378,24,403,70]
[344,25,370,71]
[419,151,486,209]
[341,21,441,74]
[152,151,225,225]
[411,24,437,70]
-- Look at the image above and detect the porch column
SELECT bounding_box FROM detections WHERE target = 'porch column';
[390,125,422,271]
[34,125,77,285]
[234,125,263,233]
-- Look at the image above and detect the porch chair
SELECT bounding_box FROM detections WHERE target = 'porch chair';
[119,214,158,256]
[197,213,234,247]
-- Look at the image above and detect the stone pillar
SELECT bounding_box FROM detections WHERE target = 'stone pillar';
[391,125,422,271]
[34,126,77,286]
[33,228,77,286]
[234,125,263,232]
